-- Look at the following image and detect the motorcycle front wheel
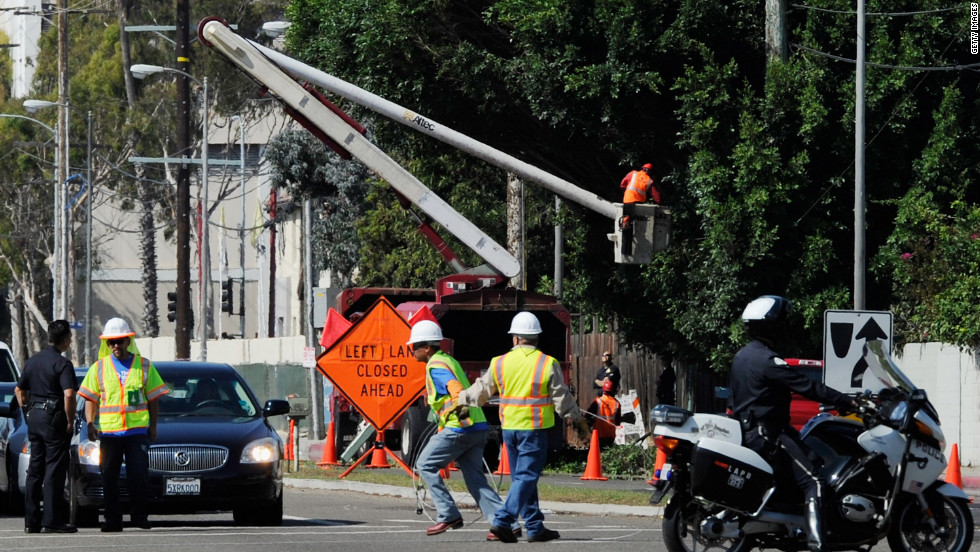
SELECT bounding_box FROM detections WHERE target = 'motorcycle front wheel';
[886,493,974,552]
[662,495,754,552]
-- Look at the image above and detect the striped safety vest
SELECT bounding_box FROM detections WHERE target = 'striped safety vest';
[491,348,556,430]
[425,352,486,431]
[593,395,620,439]
[77,355,169,434]
[623,170,654,204]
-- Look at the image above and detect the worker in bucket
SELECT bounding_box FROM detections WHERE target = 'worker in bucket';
[408,320,519,541]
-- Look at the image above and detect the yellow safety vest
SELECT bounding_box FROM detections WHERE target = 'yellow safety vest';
[78,355,168,434]
[491,348,556,430]
[426,352,486,430]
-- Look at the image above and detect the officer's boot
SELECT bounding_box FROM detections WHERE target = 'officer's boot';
[805,497,828,552]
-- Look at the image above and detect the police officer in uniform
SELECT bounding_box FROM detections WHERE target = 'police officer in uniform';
[730,296,855,552]
[14,320,78,533]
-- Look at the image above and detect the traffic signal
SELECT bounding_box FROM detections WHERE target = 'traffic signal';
[221,278,234,313]
[167,290,178,322]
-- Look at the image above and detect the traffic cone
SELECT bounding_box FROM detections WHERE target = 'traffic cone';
[316,421,341,467]
[366,430,391,469]
[580,429,609,481]
[440,467,451,479]
[946,443,962,489]
[647,448,667,486]
[284,419,295,461]
[493,443,511,475]
[448,460,459,472]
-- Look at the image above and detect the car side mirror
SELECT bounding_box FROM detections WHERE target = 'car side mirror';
[263,399,290,417]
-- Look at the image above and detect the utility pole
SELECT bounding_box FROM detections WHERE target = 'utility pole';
[174,0,192,358]
[765,0,789,62]
[854,0,867,309]
[57,0,69,321]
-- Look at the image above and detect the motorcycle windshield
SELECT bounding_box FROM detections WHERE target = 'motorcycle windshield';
[862,339,916,393]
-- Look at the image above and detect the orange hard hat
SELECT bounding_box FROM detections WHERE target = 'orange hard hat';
[602,380,615,393]
[641,163,653,170]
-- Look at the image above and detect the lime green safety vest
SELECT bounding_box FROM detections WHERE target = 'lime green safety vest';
[78,355,168,434]
[426,351,486,431]
[491,348,556,430]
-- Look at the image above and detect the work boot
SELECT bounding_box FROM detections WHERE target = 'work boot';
[805,497,827,552]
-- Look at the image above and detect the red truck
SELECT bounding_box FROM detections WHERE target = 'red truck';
[331,284,572,467]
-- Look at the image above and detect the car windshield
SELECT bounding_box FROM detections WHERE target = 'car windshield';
[157,373,260,418]
[0,349,19,382]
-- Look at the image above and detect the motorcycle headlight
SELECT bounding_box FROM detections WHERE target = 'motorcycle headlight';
[889,401,910,430]
[241,437,279,464]
[78,441,100,466]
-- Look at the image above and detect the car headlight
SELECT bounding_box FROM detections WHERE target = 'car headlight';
[78,441,100,466]
[241,437,279,464]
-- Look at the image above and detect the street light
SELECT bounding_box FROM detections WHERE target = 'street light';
[131,64,210,360]
[0,112,60,322]
[24,99,94,362]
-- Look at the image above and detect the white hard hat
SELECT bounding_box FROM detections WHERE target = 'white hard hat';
[100,317,136,340]
[508,312,542,335]
[407,320,443,345]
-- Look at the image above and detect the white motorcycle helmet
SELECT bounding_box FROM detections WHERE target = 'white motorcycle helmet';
[742,295,792,343]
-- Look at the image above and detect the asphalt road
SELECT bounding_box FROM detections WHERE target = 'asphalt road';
[0,486,976,551]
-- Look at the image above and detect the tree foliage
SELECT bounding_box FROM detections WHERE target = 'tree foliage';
[280,0,980,369]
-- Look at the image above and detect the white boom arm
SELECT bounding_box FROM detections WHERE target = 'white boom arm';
[200,19,669,264]
[199,19,521,278]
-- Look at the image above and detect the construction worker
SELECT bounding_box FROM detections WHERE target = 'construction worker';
[592,350,621,396]
[619,163,661,255]
[457,312,590,543]
[586,380,622,449]
[407,320,519,541]
[77,317,169,532]
[620,163,661,207]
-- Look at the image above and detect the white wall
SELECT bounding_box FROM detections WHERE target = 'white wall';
[135,335,307,365]
[898,343,980,466]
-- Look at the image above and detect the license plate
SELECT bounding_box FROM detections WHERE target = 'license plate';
[165,478,200,495]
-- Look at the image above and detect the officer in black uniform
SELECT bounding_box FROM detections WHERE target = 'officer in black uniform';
[730,296,855,552]
[14,320,78,534]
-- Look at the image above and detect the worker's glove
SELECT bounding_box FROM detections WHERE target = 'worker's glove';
[573,418,590,440]
[455,406,470,421]
[86,422,99,442]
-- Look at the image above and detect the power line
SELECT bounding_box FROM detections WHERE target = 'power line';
[791,3,969,17]
[791,43,980,71]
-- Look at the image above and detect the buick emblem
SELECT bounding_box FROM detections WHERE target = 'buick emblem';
[174,451,191,467]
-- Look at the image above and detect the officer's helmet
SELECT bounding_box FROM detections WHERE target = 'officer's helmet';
[741,295,792,343]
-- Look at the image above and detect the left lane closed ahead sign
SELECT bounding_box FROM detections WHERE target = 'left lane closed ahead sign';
[316,297,426,431]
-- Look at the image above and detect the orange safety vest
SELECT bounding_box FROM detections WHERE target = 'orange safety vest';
[593,395,620,439]
[622,170,660,204]
[491,348,556,430]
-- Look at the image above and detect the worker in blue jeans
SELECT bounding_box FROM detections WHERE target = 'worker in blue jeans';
[458,312,589,543]
[409,320,519,541]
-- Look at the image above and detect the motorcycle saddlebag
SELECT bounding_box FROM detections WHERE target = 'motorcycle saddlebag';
[691,438,774,513]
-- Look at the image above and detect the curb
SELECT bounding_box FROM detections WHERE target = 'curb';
[284,477,665,518]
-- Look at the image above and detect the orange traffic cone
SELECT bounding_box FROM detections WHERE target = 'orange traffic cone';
[580,429,609,481]
[946,443,962,489]
[366,430,390,469]
[647,447,667,486]
[493,443,511,475]
[448,461,459,472]
[440,467,451,479]
[317,421,341,467]
[284,419,295,461]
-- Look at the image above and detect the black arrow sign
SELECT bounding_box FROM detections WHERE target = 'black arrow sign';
[849,317,888,387]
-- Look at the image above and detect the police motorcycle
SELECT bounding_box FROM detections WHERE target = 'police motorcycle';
[649,340,973,552]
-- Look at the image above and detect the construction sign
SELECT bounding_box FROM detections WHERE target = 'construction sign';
[316,297,426,430]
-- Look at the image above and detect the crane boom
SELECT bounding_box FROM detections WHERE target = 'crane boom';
[199,19,520,278]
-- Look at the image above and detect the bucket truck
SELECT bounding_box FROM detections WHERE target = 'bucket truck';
[197,18,671,461]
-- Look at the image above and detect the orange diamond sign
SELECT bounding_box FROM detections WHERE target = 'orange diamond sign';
[316,297,426,430]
